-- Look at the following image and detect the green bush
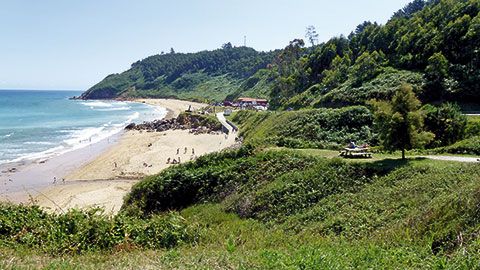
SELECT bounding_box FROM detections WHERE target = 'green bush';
[122,147,318,216]
[440,136,480,155]
[225,158,378,222]
[466,116,480,138]
[0,204,197,254]
[423,103,467,147]
[230,106,374,149]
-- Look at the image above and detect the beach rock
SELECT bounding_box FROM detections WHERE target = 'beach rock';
[125,113,222,135]
[125,123,136,130]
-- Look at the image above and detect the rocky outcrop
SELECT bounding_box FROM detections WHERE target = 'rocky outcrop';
[125,113,222,135]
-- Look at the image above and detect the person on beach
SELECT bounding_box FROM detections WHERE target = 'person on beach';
[176,148,180,155]
[178,157,181,163]
[167,157,171,164]
[192,148,195,155]
[184,147,187,154]
[53,177,57,184]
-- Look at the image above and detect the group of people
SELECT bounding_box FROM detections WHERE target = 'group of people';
[167,147,196,164]
[347,141,370,149]
[52,176,65,184]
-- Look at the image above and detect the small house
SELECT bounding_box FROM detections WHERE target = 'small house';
[236,97,268,108]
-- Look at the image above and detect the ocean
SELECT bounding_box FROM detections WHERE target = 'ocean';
[0,90,166,165]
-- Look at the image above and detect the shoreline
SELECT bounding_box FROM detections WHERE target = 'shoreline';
[1,98,233,214]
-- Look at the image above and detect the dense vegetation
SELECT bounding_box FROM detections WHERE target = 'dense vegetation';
[428,115,480,154]
[117,147,480,268]
[369,84,434,159]
[81,0,480,112]
[230,106,374,149]
[79,45,275,101]
[270,0,480,109]
[0,205,197,254]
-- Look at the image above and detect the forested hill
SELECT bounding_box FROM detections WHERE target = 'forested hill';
[79,45,276,101]
[272,0,480,109]
[81,0,480,108]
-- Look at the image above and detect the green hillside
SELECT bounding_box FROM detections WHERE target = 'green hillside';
[79,45,275,101]
[269,0,480,109]
[5,148,479,268]
[80,0,480,110]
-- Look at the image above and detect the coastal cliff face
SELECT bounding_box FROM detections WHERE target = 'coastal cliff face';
[79,46,276,101]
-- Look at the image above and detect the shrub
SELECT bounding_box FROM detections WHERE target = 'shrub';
[230,106,374,149]
[440,136,480,155]
[0,204,197,255]
[122,147,318,216]
[423,103,467,147]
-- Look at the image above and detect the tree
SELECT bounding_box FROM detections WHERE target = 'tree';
[222,42,233,50]
[422,103,467,147]
[392,0,428,19]
[349,50,386,86]
[369,84,434,159]
[424,52,449,100]
[305,25,319,47]
[321,55,351,89]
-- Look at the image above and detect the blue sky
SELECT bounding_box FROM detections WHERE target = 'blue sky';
[0,0,412,90]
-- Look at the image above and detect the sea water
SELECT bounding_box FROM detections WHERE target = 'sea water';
[0,90,166,164]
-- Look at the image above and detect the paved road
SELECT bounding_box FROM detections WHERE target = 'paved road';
[216,112,236,146]
[423,155,480,163]
[216,112,233,134]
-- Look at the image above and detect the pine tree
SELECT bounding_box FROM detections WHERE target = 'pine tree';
[369,84,434,159]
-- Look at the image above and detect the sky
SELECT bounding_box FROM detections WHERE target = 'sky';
[0,0,412,90]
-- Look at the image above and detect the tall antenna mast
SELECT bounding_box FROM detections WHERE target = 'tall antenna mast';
[244,35,247,47]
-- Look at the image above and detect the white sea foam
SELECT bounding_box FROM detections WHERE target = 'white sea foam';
[8,145,66,163]
[23,141,56,146]
[0,132,14,139]
[95,106,132,111]
[1,103,166,165]
[80,101,114,108]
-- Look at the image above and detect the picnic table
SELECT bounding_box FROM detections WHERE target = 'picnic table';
[339,147,372,159]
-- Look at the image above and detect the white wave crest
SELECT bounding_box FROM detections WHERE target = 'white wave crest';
[1,105,164,165]
[23,141,56,146]
[95,106,132,112]
[1,132,14,139]
[80,101,113,108]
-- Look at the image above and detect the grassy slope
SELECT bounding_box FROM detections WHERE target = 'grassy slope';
[2,113,480,269]
[3,150,480,269]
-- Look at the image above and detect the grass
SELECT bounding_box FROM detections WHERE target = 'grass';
[3,201,480,269]
[2,110,480,268]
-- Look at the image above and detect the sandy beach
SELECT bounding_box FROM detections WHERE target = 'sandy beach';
[2,98,236,214]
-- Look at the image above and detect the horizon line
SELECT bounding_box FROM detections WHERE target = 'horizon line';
[0,88,83,91]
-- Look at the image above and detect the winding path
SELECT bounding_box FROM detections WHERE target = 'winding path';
[216,112,237,146]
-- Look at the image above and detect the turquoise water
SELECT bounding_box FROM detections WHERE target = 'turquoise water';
[0,90,166,164]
